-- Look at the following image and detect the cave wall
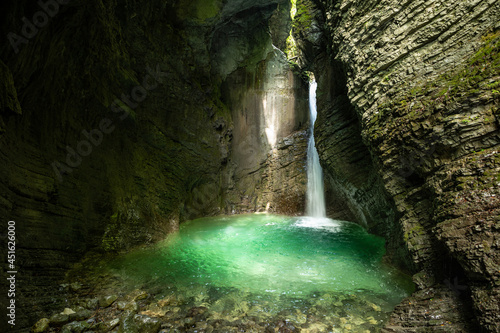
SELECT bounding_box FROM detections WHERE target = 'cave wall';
[0,0,307,330]
[0,0,229,329]
[222,49,309,215]
[293,0,500,331]
[4,0,499,331]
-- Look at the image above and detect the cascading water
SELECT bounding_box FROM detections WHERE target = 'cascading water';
[306,80,326,218]
[85,80,414,333]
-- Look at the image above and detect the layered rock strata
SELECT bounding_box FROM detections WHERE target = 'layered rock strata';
[0,0,307,329]
[293,0,500,330]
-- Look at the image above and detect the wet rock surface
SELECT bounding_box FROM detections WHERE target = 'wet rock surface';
[1,0,499,331]
[32,278,403,333]
[291,0,500,331]
[209,47,310,216]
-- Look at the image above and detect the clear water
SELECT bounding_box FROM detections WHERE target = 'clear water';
[306,80,326,217]
[105,214,413,330]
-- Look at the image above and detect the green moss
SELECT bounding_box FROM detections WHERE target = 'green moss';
[486,81,500,89]
[102,212,120,252]
[292,0,314,35]
[177,0,221,21]
[403,224,425,243]
[290,0,297,19]
[438,31,500,98]
[287,0,313,59]
[288,62,310,82]
[286,32,299,60]
[195,0,221,20]
[365,30,500,143]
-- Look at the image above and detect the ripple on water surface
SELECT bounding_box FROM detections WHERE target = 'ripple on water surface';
[106,214,414,330]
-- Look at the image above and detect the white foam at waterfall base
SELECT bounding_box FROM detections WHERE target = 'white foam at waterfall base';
[294,216,341,232]
[306,80,327,218]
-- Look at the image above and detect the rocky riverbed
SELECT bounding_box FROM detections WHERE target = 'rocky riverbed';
[31,281,396,333]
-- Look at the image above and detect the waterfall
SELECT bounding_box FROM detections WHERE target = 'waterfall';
[306,80,326,218]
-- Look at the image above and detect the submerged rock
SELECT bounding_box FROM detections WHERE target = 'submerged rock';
[107,318,120,330]
[118,311,138,333]
[125,301,139,312]
[128,289,149,301]
[117,301,127,310]
[133,314,161,333]
[117,310,162,333]
[99,295,118,308]
[86,298,99,310]
[69,282,83,292]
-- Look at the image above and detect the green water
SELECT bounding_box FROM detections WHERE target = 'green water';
[106,214,413,330]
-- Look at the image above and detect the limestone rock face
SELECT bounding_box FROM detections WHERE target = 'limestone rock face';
[1,1,228,327]
[3,0,499,331]
[296,0,500,330]
[222,49,309,215]
[0,0,304,330]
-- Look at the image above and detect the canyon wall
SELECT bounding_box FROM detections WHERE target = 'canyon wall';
[292,0,500,331]
[2,0,499,331]
[0,0,307,329]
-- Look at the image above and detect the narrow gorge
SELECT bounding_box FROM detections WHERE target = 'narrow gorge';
[0,0,499,332]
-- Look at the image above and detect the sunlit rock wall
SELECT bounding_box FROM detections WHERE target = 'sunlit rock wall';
[222,49,309,214]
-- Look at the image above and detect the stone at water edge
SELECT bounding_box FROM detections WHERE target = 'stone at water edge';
[195,321,208,330]
[69,282,83,292]
[118,312,162,333]
[86,298,99,309]
[49,313,69,326]
[125,301,139,311]
[140,303,167,317]
[99,294,118,307]
[61,308,76,315]
[31,318,50,333]
[61,320,91,333]
[183,317,195,325]
[119,311,138,333]
[69,308,94,321]
[117,301,127,310]
[127,289,149,301]
[107,318,120,330]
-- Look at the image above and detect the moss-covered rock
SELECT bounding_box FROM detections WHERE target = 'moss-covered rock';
[308,0,500,330]
[31,318,50,333]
